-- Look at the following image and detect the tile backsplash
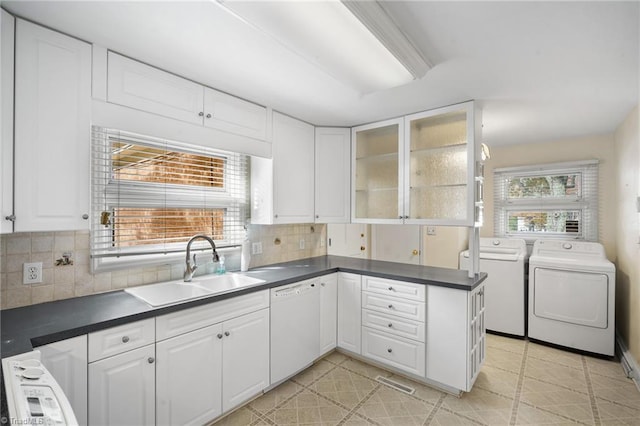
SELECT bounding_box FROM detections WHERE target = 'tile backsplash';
[0,224,326,310]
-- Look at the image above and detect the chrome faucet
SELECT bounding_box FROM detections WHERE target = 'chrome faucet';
[184,234,220,282]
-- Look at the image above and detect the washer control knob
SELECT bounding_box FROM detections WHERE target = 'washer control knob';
[563,242,573,250]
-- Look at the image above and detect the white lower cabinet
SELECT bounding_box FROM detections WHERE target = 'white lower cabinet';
[156,324,223,426]
[89,344,156,426]
[337,272,362,354]
[319,274,338,355]
[39,335,88,426]
[426,283,486,392]
[222,308,270,412]
[361,328,425,377]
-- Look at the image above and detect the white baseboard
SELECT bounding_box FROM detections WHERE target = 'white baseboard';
[616,330,640,393]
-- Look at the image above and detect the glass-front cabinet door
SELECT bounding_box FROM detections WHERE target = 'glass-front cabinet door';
[352,118,403,223]
[404,102,477,225]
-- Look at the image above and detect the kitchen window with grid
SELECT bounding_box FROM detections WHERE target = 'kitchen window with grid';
[493,160,599,242]
[91,127,248,272]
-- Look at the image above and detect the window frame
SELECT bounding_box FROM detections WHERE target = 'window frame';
[493,160,599,242]
[91,127,248,273]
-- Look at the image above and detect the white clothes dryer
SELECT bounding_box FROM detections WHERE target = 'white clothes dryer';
[460,238,527,337]
[528,240,615,356]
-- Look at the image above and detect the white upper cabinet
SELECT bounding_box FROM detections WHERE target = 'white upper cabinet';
[14,19,91,232]
[107,52,267,141]
[352,118,404,224]
[107,52,204,125]
[352,101,480,226]
[315,127,351,223]
[251,112,315,224]
[404,101,478,226]
[1,10,15,234]
[203,88,267,140]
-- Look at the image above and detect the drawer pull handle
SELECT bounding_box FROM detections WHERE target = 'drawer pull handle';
[224,331,230,337]
[387,348,393,353]
[388,323,393,328]
[388,304,394,309]
[121,336,130,343]
[147,357,155,364]
[217,333,223,339]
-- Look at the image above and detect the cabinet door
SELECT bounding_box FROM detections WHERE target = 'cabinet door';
[89,345,155,426]
[107,52,204,125]
[352,118,404,224]
[327,223,369,258]
[315,127,351,223]
[337,272,362,354]
[39,335,88,426]
[371,224,421,265]
[1,10,14,234]
[222,308,270,412]
[272,112,315,223]
[203,87,267,140]
[319,274,338,355]
[156,323,223,426]
[14,19,91,232]
[404,102,476,225]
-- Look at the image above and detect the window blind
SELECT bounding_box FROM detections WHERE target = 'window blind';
[493,160,599,241]
[91,126,248,271]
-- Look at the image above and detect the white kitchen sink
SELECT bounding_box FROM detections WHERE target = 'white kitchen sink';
[125,281,213,307]
[191,273,266,294]
[125,273,266,307]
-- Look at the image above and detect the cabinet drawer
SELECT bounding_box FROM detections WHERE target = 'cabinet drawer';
[89,318,155,362]
[362,276,425,301]
[156,290,269,341]
[362,328,425,377]
[362,309,425,342]
[362,292,425,322]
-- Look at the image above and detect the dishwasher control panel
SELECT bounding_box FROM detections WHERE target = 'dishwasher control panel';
[271,281,316,300]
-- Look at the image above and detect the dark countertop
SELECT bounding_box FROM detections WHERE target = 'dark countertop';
[1,255,486,358]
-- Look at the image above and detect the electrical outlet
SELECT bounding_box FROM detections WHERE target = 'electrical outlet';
[23,262,43,284]
[426,226,437,236]
[299,239,305,250]
[252,242,263,255]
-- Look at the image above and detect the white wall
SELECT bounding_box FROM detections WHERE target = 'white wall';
[614,105,640,363]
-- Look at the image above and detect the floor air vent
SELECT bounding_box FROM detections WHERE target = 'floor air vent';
[375,376,415,395]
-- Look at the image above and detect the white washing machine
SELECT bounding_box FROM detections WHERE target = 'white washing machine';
[528,240,615,356]
[460,238,527,337]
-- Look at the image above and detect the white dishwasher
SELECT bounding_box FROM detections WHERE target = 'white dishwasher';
[270,279,320,385]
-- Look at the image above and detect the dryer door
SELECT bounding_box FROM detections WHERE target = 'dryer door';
[532,268,609,329]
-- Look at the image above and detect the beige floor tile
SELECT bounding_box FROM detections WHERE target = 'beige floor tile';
[388,374,447,403]
[249,381,303,414]
[584,356,628,380]
[356,387,433,425]
[484,346,524,374]
[526,342,584,370]
[486,334,526,354]
[595,397,640,420]
[514,403,576,424]
[453,407,512,425]
[340,414,379,425]
[207,407,263,426]
[340,358,394,380]
[429,409,484,425]
[292,360,336,386]
[524,357,586,390]
[264,390,349,426]
[473,365,520,399]
[308,367,378,410]
[323,351,349,365]
[519,377,590,407]
[441,388,513,413]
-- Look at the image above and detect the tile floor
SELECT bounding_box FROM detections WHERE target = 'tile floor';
[211,334,640,425]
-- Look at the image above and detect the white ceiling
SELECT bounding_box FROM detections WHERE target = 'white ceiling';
[2,1,638,147]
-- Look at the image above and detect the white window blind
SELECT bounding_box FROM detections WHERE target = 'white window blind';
[494,160,599,241]
[91,126,248,272]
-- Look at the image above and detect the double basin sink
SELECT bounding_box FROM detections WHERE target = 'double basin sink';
[125,273,266,307]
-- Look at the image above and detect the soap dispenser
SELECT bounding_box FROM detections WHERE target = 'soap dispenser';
[216,255,226,274]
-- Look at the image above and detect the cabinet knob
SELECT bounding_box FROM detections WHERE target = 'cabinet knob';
[206,113,212,119]
[82,213,89,220]
[321,283,325,287]
[360,246,366,251]
[147,357,155,364]
[121,336,130,343]
[405,216,409,219]
[274,214,278,218]
[388,286,394,291]
[388,323,393,328]
[198,111,204,117]
[217,333,223,339]
[387,348,393,353]
[316,215,319,219]
[399,216,403,219]
[412,249,419,256]
[4,215,15,222]
[388,304,394,309]
[224,331,230,337]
